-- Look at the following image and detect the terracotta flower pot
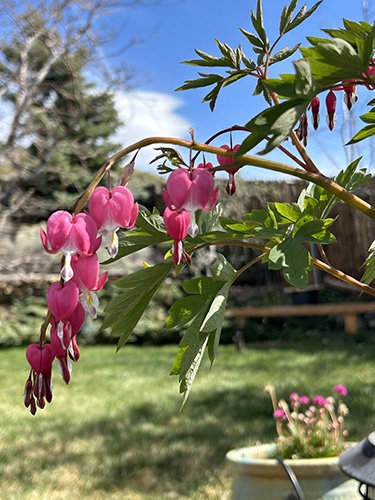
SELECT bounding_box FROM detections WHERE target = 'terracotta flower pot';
[226,443,361,500]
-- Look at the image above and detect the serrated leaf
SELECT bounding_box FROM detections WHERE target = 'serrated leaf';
[176,73,223,91]
[211,253,236,281]
[293,59,316,99]
[280,0,298,35]
[165,295,210,329]
[347,125,375,145]
[269,44,301,65]
[183,48,229,67]
[239,27,264,48]
[202,81,224,111]
[264,74,296,98]
[100,263,173,349]
[284,0,323,34]
[135,205,165,235]
[250,0,267,46]
[179,336,209,410]
[268,238,312,288]
[268,202,301,223]
[246,97,309,154]
[236,131,265,156]
[197,203,222,234]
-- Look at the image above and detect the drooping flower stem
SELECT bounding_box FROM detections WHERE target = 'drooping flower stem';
[191,240,375,298]
[73,136,375,221]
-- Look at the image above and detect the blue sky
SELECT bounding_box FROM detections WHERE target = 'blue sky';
[107,0,375,180]
[1,0,374,181]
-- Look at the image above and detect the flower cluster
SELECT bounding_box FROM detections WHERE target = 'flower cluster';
[163,167,219,265]
[265,384,349,459]
[24,185,138,414]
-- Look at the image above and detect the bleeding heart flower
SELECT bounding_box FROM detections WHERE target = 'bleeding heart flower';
[163,207,191,265]
[71,254,108,318]
[47,281,80,323]
[326,90,337,131]
[25,343,55,413]
[88,186,138,258]
[163,168,219,237]
[310,97,320,130]
[217,144,241,196]
[342,82,357,111]
[40,211,101,282]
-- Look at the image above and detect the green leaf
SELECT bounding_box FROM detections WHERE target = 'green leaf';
[211,253,236,281]
[293,218,335,244]
[268,238,312,288]
[362,241,375,285]
[106,229,167,263]
[347,125,375,145]
[202,81,224,111]
[175,73,223,91]
[136,205,165,235]
[247,98,309,154]
[223,72,248,87]
[101,263,173,349]
[264,74,296,98]
[268,202,301,223]
[214,39,238,69]
[284,1,323,34]
[236,131,265,155]
[269,44,301,66]
[250,0,267,46]
[293,59,316,99]
[182,49,229,67]
[179,336,209,409]
[279,0,298,35]
[197,203,222,234]
[239,28,264,48]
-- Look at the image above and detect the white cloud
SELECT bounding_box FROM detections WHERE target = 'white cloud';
[113,90,191,172]
[0,100,12,142]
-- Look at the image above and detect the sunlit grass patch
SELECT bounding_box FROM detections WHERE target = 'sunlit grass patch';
[1,339,375,499]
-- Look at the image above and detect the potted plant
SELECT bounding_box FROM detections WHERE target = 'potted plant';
[226,385,360,500]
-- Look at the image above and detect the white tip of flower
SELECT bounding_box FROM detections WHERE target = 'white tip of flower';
[61,252,74,282]
[106,229,119,258]
[81,290,99,319]
[57,321,66,349]
[68,340,75,361]
[187,211,199,238]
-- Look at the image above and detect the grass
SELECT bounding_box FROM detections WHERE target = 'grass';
[1,338,375,499]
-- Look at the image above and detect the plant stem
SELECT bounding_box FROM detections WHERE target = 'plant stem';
[73,136,375,221]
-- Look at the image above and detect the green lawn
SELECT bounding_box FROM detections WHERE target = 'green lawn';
[1,339,375,499]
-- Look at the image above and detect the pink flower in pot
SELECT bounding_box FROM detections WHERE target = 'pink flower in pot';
[88,186,138,258]
[163,207,191,265]
[40,211,101,282]
[163,168,219,237]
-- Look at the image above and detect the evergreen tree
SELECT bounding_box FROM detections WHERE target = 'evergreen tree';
[0,8,123,221]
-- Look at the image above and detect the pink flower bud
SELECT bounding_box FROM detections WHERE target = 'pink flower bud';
[332,384,348,396]
[310,97,320,130]
[217,145,241,196]
[163,207,191,265]
[273,409,286,419]
[325,91,337,131]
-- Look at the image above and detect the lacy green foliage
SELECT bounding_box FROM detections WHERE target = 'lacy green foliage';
[177,0,321,112]
[177,0,375,155]
[275,435,347,460]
